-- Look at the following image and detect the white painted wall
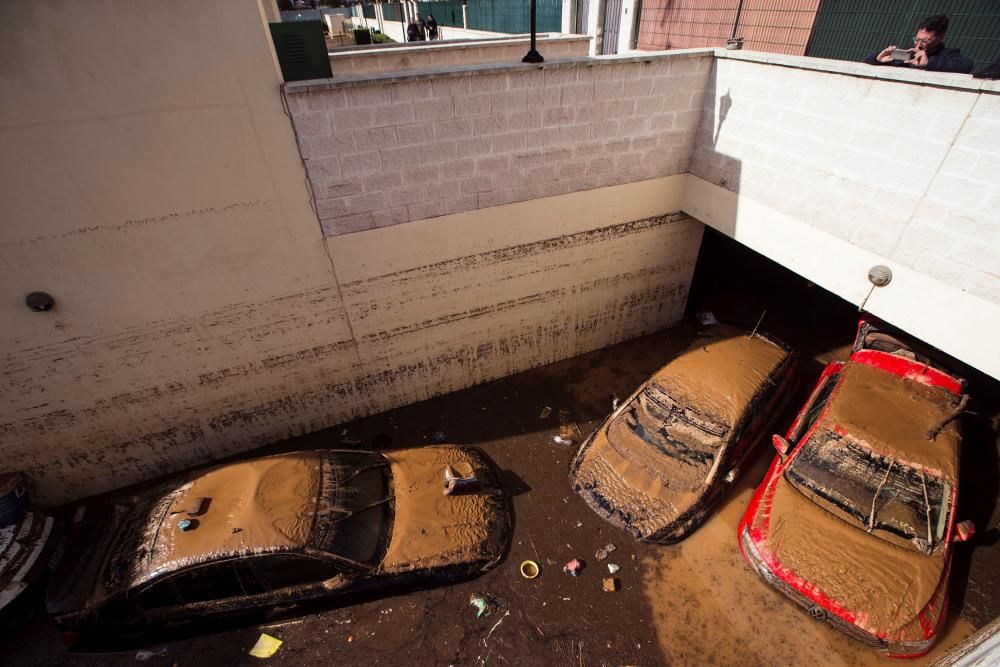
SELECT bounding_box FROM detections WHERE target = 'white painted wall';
[688,50,1000,378]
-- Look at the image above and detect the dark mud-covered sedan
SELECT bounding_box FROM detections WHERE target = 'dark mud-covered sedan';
[739,321,973,657]
[47,446,509,647]
[570,324,796,543]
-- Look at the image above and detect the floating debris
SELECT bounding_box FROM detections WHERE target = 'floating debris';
[607,563,620,574]
[553,436,575,446]
[538,406,552,419]
[430,430,448,443]
[595,543,616,561]
[248,633,283,659]
[520,560,540,579]
[135,646,167,661]
[611,394,620,411]
[469,593,497,618]
[602,577,619,593]
[563,559,584,577]
[696,310,719,325]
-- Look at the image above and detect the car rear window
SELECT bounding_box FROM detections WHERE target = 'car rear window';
[785,430,951,553]
[311,452,391,565]
[607,386,729,490]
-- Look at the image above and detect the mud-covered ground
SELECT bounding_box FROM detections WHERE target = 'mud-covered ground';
[4,231,999,666]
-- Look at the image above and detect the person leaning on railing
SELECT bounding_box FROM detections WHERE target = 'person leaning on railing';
[863,14,974,74]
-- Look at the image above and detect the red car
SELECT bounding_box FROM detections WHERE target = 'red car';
[739,319,974,657]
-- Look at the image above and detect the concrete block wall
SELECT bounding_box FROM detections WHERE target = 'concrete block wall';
[286,52,713,236]
[692,52,1000,305]
[329,36,591,77]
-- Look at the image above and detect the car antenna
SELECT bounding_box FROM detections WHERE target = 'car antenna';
[749,310,766,339]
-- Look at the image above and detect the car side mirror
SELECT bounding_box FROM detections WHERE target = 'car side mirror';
[953,520,976,543]
[772,434,792,460]
[321,574,355,591]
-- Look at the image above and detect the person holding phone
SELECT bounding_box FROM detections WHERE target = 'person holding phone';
[863,15,973,74]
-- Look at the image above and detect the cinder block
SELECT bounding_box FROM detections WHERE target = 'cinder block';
[334,108,374,131]
[320,179,364,199]
[562,82,596,106]
[526,163,559,183]
[964,272,1000,304]
[396,122,438,147]
[470,73,510,93]
[373,102,416,127]
[431,77,472,98]
[478,189,516,209]
[391,81,435,103]
[339,149,382,176]
[316,197,348,219]
[455,93,493,117]
[543,107,575,127]
[476,155,511,173]
[386,186,429,207]
[619,117,649,138]
[342,191,387,213]
[545,68,579,87]
[474,114,509,136]
[507,109,542,131]
[492,89,527,112]
[954,118,1000,154]
[559,124,590,145]
[355,126,399,150]
[304,156,342,181]
[363,171,404,193]
[589,119,619,141]
[381,144,424,166]
[345,85,393,108]
[926,173,991,212]
[413,98,455,123]
[509,70,546,90]
[493,131,528,153]
[636,97,665,115]
[408,199,448,221]
[595,81,625,99]
[913,250,972,288]
[443,194,479,215]
[623,78,653,98]
[461,174,495,194]
[607,99,637,119]
[436,117,474,140]
[292,112,332,137]
[971,93,1000,119]
[322,212,373,236]
[372,206,410,229]
[400,164,441,185]
[301,133,357,159]
[456,136,493,155]
[304,89,348,112]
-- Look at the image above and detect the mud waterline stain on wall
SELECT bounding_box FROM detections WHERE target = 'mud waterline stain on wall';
[3,203,703,504]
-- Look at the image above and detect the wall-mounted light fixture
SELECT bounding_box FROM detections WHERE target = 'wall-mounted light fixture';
[25,291,55,312]
[859,265,892,311]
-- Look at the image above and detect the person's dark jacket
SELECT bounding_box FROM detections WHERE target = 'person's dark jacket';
[863,43,974,74]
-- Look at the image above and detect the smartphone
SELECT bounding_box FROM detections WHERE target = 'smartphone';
[892,48,913,62]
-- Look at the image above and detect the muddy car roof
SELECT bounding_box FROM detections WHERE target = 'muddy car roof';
[652,325,790,428]
[134,452,322,586]
[821,360,960,479]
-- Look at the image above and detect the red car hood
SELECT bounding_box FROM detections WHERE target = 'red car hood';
[751,475,946,637]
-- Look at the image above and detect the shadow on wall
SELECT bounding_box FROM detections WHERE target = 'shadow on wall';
[691,61,741,237]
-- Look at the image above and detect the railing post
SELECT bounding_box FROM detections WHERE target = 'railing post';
[523,0,544,62]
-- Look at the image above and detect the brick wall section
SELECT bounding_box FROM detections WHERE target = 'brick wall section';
[285,53,713,236]
[692,53,1000,304]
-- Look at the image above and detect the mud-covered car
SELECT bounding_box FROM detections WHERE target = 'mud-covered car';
[570,324,796,543]
[739,320,973,657]
[1,510,59,634]
[47,446,510,646]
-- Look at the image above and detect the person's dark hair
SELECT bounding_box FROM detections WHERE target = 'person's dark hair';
[918,14,950,37]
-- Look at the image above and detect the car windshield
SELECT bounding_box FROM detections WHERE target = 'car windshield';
[785,429,951,554]
[610,385,729,488]
[312,451,392,566]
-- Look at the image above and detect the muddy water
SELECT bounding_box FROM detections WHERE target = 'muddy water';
[640,451,975,666]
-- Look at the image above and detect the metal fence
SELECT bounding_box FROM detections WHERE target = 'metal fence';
[466,0,562,34]
[806,0,1000,71]
[417,1,465,28]
[636,0,821,55]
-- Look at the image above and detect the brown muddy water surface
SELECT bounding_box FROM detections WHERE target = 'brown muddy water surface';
[4,231,998,666]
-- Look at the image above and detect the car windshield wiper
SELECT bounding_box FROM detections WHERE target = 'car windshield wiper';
[919,468,934,548]
[866,460,894,532]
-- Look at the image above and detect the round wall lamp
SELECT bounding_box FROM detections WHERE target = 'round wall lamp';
[859,265,892,311]
[25,291,55,312]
